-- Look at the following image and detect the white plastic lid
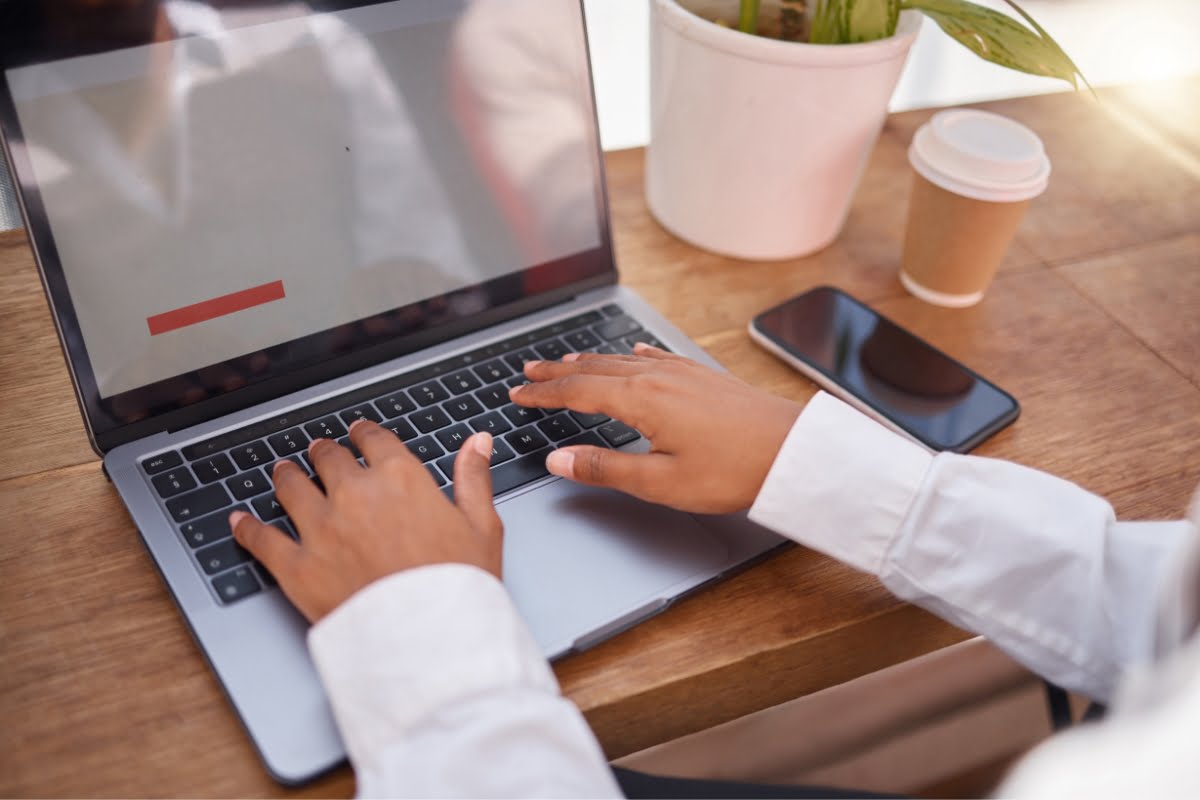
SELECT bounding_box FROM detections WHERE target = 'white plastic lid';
[908,109,1051,203]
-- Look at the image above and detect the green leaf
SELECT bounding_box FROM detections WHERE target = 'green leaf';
[903,0,1083,87]
[737,0,761,34]
[844,0,900,42]
[811,0,847,43]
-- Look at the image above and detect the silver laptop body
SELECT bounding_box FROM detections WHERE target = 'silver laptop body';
[0,0,782,783]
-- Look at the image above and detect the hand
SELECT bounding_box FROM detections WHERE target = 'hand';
[228,421,503,623]
[510,344,804,514]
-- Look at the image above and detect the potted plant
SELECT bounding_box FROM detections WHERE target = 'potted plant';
[645,0,1085,260]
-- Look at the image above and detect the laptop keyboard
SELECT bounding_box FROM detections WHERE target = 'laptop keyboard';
[138,303,668,606]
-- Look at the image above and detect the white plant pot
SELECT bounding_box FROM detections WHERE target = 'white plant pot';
[646,1,922,260]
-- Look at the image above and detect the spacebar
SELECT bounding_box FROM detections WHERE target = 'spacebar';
[442,449,552,503]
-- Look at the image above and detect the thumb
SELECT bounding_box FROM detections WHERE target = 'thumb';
[546,445,672,500]
[453,433,504,539]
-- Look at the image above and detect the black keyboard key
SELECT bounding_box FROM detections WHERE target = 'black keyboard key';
[507,426,549,455]
[142,451,183,475]
[538,414,582,442]
[436,438,516,480]
[503,348,537,371]
[503,405,543,426]
[375,392,417,419]
[599,420,641,447]
[442,369,482,395]
[336,436,362,459]
[488,450,551,496]
[268,455,308,475]
[407,436,444,462]
[413,407,452,433]
[411,380,450,406]
[340,404,382,426]
[252,492,287,521]
[212,565,261,604]
[469,411,513,436]
[435,423,473,453]
[444,396,484,421]
[595,343,620,355]
[559,431,608,450]
[624,331,668,351]
[475,385,510,410]
[600,303,624,317]
[564,329,601,351]
[152,468,196,499]
[167,484,231,523]
[569,411,609,429]
[535,338,569,361]
[426,463,447,487]
[473,360,512,383]
[254,561,278,588]
[268,427,308,457]
[180,503,248,549]
[230,441,273,471]
[305,415,347,441]
[383,418,419,441]
[595,315,641,341]
[193,453,236,484]
[505,375,529,389]
[226,469,271,500]
[197,538,252,576]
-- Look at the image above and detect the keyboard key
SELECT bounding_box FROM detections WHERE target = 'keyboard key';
[535,338,569,361]
[435,423,473,453]
[564,329,601,351]
[469,411,513,436]
[413,407,452,433]
[595,316,641,341]
[268,427,308,457]
[406,436,444,462]
[444,396,484,421]
[167,484,231,523]
[503,348,537,371]
[251,492,287,521]
[254,561,278,588]
[569,411,609,429]
[339,404,382,426]
[375,392,416,419]
[383,418,419,441]
[595,343,620,355]
[142,451,182,475]
[212,565,261,604]
[559,431,608,450]
[599,421,641,447]
[503,405,543,426]
[475,385,510,410]
[179,504,248,549]
[507,426,549,455]
[624,331,668,351]
[442,369,482,395]
[411,380,450,406]
[538,414,582,442]
[152,468,196,499]
[305,415,347,441]
[505,375,529,389]
[481,450,551,498]
[600,303,624,317]
[230,441,273,471]
[267,455,308,475]
[436,438,516,480]
[226,469,271,500]
[336,436,362,459]
[193,453,236,484]
[473,360,512,383]
[426,463,447,487]
[196,538,252,576]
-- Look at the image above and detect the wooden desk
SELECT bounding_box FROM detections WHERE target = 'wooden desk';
[3,77,1199,796]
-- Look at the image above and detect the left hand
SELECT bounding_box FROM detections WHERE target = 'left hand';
[229,420,503,623]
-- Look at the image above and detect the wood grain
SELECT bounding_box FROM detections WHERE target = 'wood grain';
[1,78,1199,796]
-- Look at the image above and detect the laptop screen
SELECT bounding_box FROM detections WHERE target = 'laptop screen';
[0,0,615,448]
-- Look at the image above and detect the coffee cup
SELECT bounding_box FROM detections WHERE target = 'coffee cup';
[901,109,1050,308]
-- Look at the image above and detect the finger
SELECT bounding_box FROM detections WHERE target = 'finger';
[453,433,503,537]
[307,436,361,490]
[566,352,644,364]
[271,459,326,525]
[509,374,636,419]
[632,342,688,361]
[523,358,652,382]
[348,418,413,468]
[230,510,300,580]
[545,446,673,500]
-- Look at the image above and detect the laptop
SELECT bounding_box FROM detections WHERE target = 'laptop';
[0,0,783,784]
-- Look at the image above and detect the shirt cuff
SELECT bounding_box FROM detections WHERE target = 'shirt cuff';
[748,391,934,576]
[307,564,559,777]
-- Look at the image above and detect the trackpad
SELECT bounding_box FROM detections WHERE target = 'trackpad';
[499,479,728,654]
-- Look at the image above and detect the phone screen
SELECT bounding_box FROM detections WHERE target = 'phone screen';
[753,287,1018,452]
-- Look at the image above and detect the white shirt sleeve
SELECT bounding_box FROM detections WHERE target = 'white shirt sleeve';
[749,391,1200,703]
[307,564,621,799]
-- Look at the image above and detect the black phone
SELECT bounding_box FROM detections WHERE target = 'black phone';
[749,286,1019,453]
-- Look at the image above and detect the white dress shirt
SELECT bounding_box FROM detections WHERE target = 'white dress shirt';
[308,391,1200,797]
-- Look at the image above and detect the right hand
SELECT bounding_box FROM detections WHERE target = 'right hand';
[509,344,804,514]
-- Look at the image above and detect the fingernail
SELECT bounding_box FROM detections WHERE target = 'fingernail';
[632,341,650,352]
[563,352,581,362]
[523,360,542,373]
[308,438,325,454]
[348,417,367,432]
[473,432,493,457]
[508,384,524,398]
[229,510,249,529]
[546,449,574,478]
[273,459,293,475]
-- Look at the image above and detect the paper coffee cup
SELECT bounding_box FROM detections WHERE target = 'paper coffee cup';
[901,109,1050,307]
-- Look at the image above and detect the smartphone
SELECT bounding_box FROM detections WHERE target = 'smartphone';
[749,286,1019,453]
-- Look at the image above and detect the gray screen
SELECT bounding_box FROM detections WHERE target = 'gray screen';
[8,0,603,398]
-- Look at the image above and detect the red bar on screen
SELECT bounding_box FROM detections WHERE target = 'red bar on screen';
[146,280,286,336]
